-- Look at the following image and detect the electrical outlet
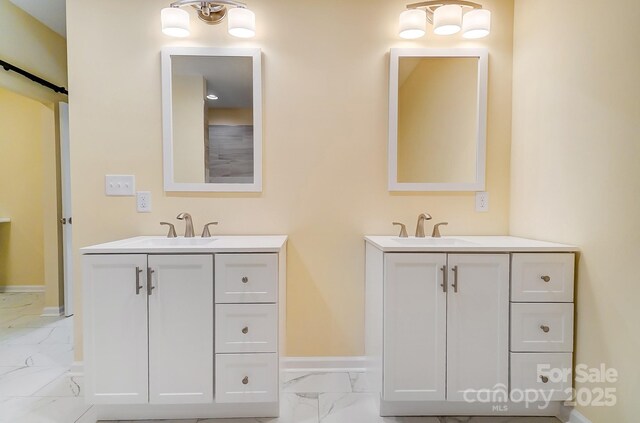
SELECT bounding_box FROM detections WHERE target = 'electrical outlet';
[105,175,135,196]
[475,191,489,212]
[136,191,152,212]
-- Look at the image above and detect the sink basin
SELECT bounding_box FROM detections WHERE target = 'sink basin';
[124,237,218,248]
[391,237,478,247]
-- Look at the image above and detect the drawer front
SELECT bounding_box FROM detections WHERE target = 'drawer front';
[215,254,278,303]
[511,253,574,302]
[215,353,278,403]
[511,303,574,352]
[216,304,278,353]
[510,353,572,401]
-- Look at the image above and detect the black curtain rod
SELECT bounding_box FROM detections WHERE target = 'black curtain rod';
[0,59,68,95]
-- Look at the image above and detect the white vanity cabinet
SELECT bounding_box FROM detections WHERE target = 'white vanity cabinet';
[382,253,509,402]
[365,236,577,417]
[81,235,287,421]
[84,254,214,404]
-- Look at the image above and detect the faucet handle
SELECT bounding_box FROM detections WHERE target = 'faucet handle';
[392,222,408,238]
[201,222,219,238]
[432,222,449,238]
[160,222,177,238]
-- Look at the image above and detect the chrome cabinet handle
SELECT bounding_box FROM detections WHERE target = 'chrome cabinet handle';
[540,375,549,383]
[242,326,249,334]
[440,266,448,293]
[147,268,155,295]
[451,265,459,293]
[242,276,249,284]
[135,267,143,295]
[242,376,249,385]
[540,325,550,333]
[541,275,551,282]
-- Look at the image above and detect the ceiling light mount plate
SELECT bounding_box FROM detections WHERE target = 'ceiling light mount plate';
[406,0,482,24]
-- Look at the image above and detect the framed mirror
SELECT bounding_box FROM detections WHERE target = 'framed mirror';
[388,48,488,192]
[161,47,262,192]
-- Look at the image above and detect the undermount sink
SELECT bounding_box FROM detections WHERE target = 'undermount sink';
[391,237,478,247]
[124,236,218,248]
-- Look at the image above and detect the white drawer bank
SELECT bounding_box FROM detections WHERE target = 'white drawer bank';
[364,235,578,417]
[81,235,287,421]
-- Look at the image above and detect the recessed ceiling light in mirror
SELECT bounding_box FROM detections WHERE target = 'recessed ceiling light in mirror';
[206,94,219,100]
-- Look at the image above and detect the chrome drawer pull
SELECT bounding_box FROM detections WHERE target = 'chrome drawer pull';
[242,276,249,284]
[541,275,551,282]
[540,375,549,383]
[540,325,550,333]
[242,326,249,334]
[242,376,249,385]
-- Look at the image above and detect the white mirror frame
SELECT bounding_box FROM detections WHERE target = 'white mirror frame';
[388,48,488,192]
[161,47,263,192]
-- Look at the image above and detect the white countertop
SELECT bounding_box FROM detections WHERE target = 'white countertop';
[81,235,288,254]
[365,235,578,252]
[0,218,10,223]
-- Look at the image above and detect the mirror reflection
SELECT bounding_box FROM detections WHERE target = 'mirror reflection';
[397,56,478,184]
[171,55,254,184]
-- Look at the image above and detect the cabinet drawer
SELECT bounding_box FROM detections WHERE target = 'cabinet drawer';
[510,353,572,401]
[511,253,574,302]
[216,304,278,353]
[511,303,574,352]
[215,254,278,303]
[215,353,278,403]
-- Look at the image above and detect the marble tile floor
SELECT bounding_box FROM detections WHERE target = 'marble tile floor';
[0,293,563,423]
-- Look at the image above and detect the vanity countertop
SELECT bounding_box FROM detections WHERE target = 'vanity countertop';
[365,235,578,253]
[0,218,10,223]
[81,235,288,254]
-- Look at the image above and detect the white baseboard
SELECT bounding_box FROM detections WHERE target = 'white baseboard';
[0,285,45,293]
[41,306,64,317]
[568,409,592,423]
[281,356,366,372]
[69,361,84,376]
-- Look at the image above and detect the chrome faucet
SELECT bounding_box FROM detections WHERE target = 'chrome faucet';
[176,212,195,237]
[415,213,432,238]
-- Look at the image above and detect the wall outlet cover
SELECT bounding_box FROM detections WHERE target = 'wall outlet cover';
[136,191,152,213]
[476,191,489,212]
[105,175,135,196]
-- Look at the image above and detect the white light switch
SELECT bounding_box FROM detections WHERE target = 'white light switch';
[105,175,136,196]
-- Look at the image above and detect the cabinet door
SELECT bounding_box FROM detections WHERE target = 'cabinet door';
[383,253,447,401]
[83,254,148,404]
[148,255,214,404]
[446,254,509,401]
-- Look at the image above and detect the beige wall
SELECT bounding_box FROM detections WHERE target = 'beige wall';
[67,0,514,357]
[398,57,478,183]
[172,74,206,183]
[511,0,640,421]
[0,0,67,308]
[209,108,253,126]
[0,88,46,287]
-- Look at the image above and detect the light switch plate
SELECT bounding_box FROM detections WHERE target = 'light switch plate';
[136,191,152,212]
[105,175,135,196]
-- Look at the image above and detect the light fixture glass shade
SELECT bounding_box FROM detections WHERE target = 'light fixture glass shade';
[462,9,491,39]
[433,4,462,35]
[161,7,190,37]
[399,9,426,39]
[228,7,255,38]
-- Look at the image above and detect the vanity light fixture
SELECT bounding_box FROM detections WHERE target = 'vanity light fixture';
[399,1,490,39]
[161,0,255,38]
